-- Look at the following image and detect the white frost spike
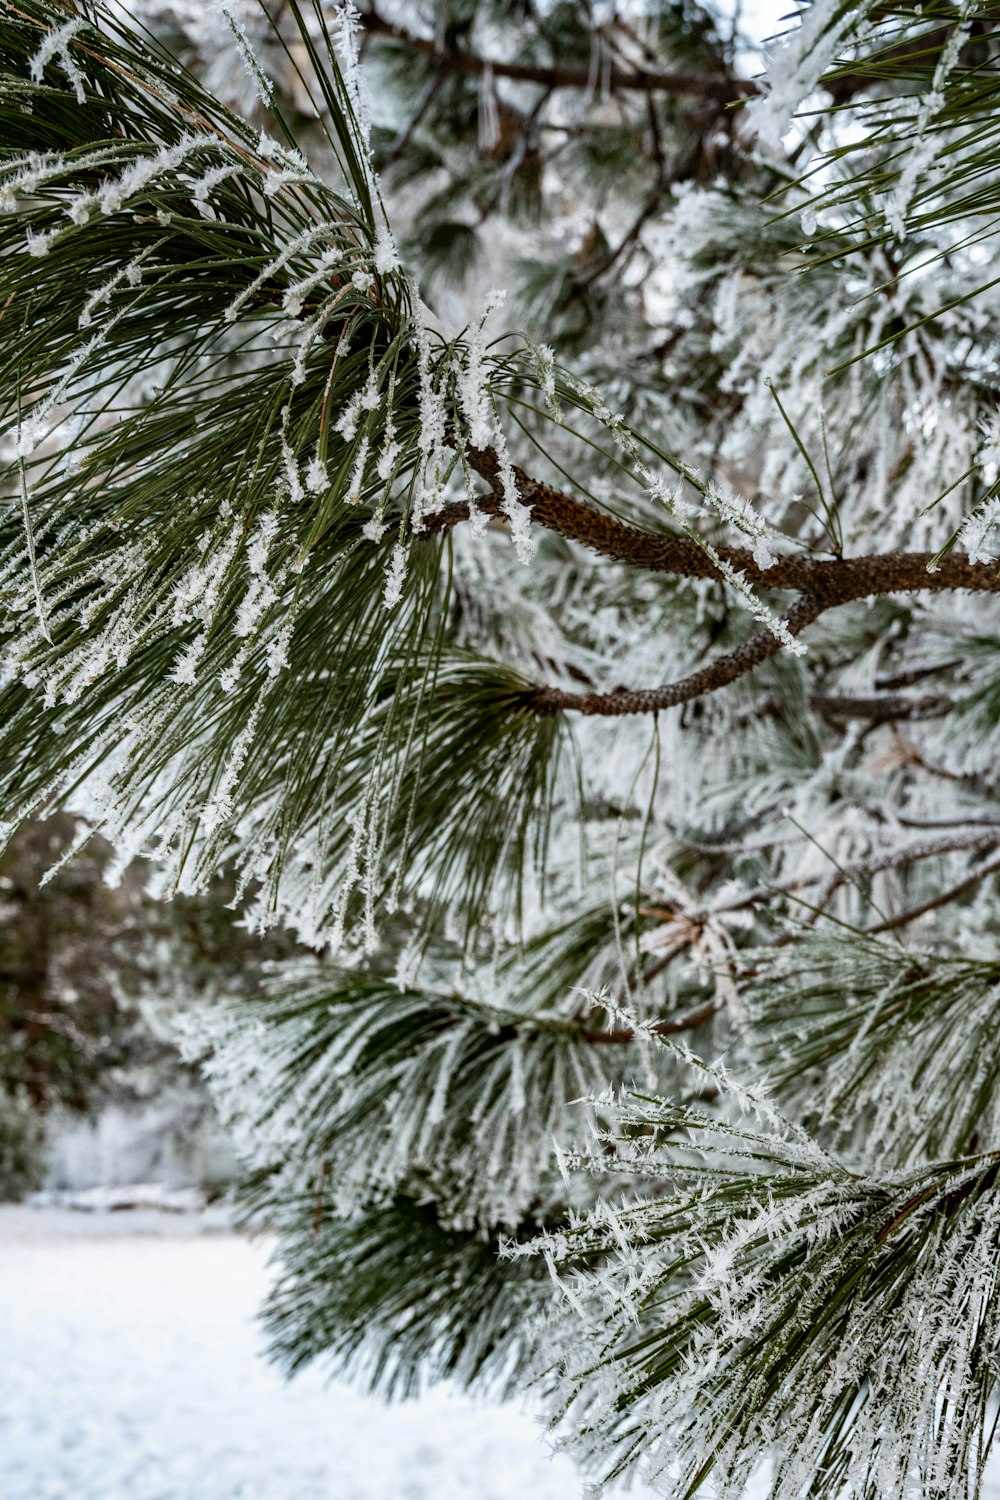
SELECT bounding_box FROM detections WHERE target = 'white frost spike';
[189,162,242,210]
[376,444,400,484]
[202,700,263,836]
[347,437,371,506]
[373,225,398,275]
[282,247,343,318]
[492,427,535,564]
[25,228,57,258]
[333,3,373,157]
[170,523,241,629]
[705,482,777,569]
[460,290,506,452]
[99,138,204,217]
[382,543,407,609]
[79,241,161,328]
[266,617,294,679]
[169,632,208,686]
[705,545,807,655]
[883,6,973,239]
[18,459,51,644]
[976,411,1000,483]
[224,224,332,324]
[235,576,278,639]
[213,0,274,105]
[17,307,128,456]
[376,385,400,483]
[29,18,87,104]
[957,496,1000,566]
[1,145,112,212]
[335,392,362,442]
[219,642,250,694]
[531,342,562,423]
[247,512,279,576]
[280,422,304,504]
[305,455,328,494]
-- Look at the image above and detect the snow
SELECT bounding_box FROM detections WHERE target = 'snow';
[4,1205,996,1498]
[0,1207,658,1500]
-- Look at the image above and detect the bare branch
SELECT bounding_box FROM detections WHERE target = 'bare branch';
[526,596,823,717]
[358,10,754,104]
[810,693,949,723]
[866,852,1000,935]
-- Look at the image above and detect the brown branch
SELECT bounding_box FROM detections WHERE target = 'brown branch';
[866,852,1000,935]
[810,692,948,723]
[433,452,1000,605]
[526,596,823,717]
[424,449,1000,719]
[359,10,755,104]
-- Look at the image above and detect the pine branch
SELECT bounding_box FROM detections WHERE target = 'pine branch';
[809,691,948,722]
[438,452,1000,605]
[358,9,755,105]
[425,452,1000,718]
[525,596,822,717]
[866,850,1000,935]
[208,960,622,1225]
[523,1081,1000,1498]
[253,1193,550,1396]
[747,936,1000,1161]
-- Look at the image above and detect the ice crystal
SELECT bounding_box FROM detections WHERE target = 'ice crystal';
[305,456,328,495]
[381,543,407,609]
[750,0,874,153]
[212,0,274,105]
[957,496,1000,565]
[28,17,86,104]
[169,631,208,686]
[372,225,398,275]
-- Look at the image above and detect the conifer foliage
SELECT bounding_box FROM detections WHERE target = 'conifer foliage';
[5,0,1000,1493]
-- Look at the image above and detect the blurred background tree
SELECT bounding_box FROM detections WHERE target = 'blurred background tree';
[0,815,296,1199]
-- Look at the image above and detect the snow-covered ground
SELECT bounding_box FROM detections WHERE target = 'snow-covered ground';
[0,1206,654,1500]
[5,1207,996,1500]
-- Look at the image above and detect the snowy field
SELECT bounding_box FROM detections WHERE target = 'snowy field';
[0,1206,658,1500]
[4,1207,997,1500]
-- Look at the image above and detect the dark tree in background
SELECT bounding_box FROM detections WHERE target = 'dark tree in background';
[5,1,1000,1495]
[0,814,296,1196]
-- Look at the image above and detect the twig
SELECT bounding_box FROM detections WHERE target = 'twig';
[526,597,823,717]
[424,450,1000,718]
[359,10,754,103]
[866,852,1000,935]
[582,995,723,1044]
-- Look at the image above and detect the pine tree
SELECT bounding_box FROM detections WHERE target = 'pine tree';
[4,0,1000,1493]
